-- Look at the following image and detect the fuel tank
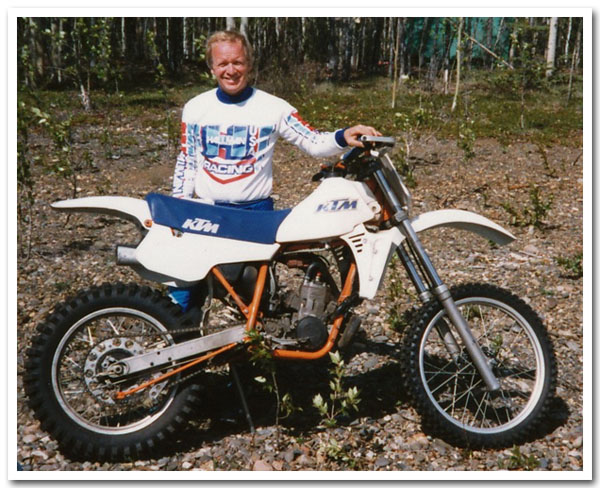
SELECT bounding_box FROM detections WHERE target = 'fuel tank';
[276,178,381,243]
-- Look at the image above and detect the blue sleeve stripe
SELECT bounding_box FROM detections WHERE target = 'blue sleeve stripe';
[335,128,349,148]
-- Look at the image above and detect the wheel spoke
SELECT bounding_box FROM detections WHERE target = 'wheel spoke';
[412,287,551,441]
[428,361,477,395]
[54,307,181,434]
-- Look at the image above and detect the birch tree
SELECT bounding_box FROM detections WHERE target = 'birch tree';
[546,17,558,78]
[451,17,463,112]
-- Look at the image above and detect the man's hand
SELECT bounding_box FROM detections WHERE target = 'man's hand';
[343,125,382,147]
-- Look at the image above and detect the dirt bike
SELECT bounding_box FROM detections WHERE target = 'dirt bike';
[24,136,556,462]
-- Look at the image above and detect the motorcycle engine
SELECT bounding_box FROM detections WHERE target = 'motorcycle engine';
[295,277,331,350]
[263,257,337,350]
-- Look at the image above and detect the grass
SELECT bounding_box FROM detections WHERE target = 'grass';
[18,70,582,154]
[284,74,582,147]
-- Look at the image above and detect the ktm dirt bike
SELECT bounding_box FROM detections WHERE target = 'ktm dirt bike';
[24,136,555,461]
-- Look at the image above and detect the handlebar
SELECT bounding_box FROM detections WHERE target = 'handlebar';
[312,136,396,181]
[342,135,396,163]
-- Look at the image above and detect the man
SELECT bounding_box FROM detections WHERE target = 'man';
[169,30,380,310]
[172,30,381,210]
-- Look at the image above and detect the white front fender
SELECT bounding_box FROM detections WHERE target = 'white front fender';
[410,209,515,246]
[51,196,152,229]
[342,210,514,300]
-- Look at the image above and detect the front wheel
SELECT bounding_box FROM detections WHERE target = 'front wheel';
[403,283,556,448]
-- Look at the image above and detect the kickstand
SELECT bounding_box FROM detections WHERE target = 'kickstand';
[230,364,255,434]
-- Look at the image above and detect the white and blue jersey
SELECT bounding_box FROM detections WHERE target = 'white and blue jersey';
[172,86,348,203]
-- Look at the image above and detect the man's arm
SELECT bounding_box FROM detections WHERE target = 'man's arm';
[172,121,198,199]
[278,106,380,158]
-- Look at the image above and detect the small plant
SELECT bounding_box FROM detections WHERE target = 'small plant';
[527,185,554,228]
[457,117,476,161]
[555,252,583,279]
[318,437,359,469]
[501,184,553,229]
[386,256,407,330]
[497,445,540,470]
[247,330,302,436]
[535,142,557,178]
[392,106,436,188]
[312,351,360,428]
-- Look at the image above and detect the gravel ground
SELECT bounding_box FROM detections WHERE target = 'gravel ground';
[15,120,585,475]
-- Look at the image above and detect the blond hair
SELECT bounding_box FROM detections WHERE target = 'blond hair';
[206,30,254,70]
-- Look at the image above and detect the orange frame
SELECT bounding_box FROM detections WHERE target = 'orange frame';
[115,259,356,400]
[225,260,357,360]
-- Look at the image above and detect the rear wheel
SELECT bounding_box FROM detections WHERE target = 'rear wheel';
[403,283,556,448]
[24,283,202,461]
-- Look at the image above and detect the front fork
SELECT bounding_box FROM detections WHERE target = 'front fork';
[372,168,500,392]
[396,222,500,392]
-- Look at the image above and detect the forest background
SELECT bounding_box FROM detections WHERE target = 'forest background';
[16,15,584,231]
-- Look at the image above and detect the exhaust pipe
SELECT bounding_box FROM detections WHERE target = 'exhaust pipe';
[116,245,140,266]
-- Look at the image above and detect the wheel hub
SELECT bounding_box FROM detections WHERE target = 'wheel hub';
[84,337,144,404]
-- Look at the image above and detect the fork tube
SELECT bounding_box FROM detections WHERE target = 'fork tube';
[397,245,461,360]
[373,169,406,220]
[398,218,500,392]
[396,244,433,303]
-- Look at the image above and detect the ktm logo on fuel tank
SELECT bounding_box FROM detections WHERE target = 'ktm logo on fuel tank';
[316,199,358,212]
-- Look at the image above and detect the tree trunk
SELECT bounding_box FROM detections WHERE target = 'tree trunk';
[226,17,236,30]
[341,18,352,80]
[50,18,63,84]
[391,17,401,108]
[398,18,407,78]
[451,17,463,113]
[509,21,517,65]
[386,18,393,78]
[443,19,452,94]
[240,17,248,37]
[327,17,339,79]
[567,19,582,104]
[546,17,558,78]
[169,17,183,74]
[564,17,573,62]
[417,17,431,78]
[485,18,494,68]
[124,18,138,63]
[155,17,168,71]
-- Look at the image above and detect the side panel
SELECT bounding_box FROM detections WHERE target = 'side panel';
[341,224,403,299]
[276,178,381,243]
[135,224,280,283]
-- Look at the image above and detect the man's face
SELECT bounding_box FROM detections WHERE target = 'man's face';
[210,40,250,96]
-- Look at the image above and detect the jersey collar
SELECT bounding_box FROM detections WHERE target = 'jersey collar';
[216,85,254,104]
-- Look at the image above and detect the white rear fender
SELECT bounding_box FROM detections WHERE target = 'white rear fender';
[410,209,515,245]
[51,196,152,229]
